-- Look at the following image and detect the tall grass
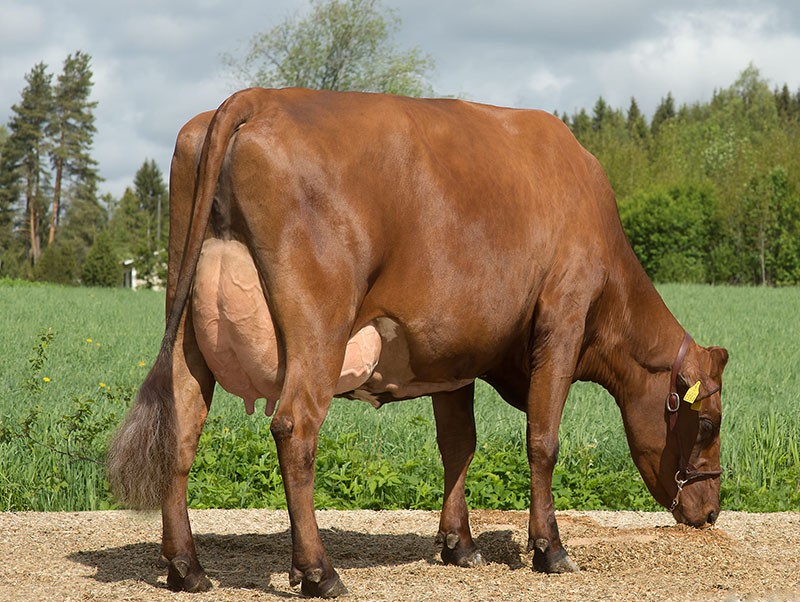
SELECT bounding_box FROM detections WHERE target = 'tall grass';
[0,280,797,512]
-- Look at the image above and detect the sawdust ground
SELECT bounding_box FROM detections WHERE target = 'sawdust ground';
[0,509,798,601]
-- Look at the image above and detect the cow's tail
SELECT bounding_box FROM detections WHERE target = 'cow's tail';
[107,89,264,509]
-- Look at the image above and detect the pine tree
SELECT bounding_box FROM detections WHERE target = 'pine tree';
[2,63,53,266]
[106,161,169,287]
[626,97,648,142]
[774,84,794,121]
[651,92,676,136]
[568,108,592,142]
[0,125,13,254]
[591,97,609,132]
[47,51,99,246]
[82,231,120,287]
[133,159,168,252]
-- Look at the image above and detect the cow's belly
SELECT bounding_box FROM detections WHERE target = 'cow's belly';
[192,239,467,414]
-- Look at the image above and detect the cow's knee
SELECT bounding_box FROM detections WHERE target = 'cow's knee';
[270,415,295,440]
[527,437,559,468]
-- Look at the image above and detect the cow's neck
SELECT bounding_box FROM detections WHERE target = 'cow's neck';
[578,248,685,406]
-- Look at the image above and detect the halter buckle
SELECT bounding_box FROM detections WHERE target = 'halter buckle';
[666,391,681,413]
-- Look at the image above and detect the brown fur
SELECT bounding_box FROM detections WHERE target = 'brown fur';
[109,89,728,595]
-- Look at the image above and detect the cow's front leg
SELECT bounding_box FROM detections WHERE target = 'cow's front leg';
[271,383,347,598]
[432,383,484,567]
[161,313,215,592]
[525,315,583,573]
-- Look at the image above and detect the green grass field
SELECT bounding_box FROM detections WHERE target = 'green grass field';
[0,279,798,512]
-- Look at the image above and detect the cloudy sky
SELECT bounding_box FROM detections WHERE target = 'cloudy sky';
[2,0,799,198]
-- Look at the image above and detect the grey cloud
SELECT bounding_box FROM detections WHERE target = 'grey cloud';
[2,0,799,198]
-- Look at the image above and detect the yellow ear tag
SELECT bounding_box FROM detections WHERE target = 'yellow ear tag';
[684,380,702,410]
[684,380,701,403]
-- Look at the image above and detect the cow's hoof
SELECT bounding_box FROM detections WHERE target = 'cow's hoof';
[437,531,485,567]
[530,538,580,574]
[166,556,213,592]
[442,545,485,567]
[292,566,348,598]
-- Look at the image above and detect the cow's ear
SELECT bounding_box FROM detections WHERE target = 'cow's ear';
[678,345,728,401]
[709,346,729,374]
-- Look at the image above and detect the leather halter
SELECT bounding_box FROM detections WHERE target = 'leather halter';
[666,332,722,511]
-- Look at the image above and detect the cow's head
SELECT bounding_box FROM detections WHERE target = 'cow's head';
[623,341,729,527]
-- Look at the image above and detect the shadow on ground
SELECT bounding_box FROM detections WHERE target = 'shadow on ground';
[69,526,527,593]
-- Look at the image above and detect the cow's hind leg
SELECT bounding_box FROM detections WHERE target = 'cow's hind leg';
[260,280,353,597]
[270,380,347,598]
[161,312,216,592]
[433,383,484,567]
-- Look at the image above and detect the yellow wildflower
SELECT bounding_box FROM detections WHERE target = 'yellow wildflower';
[99,382,107,388]
[138,361,146,367]
[86,338,92,343]
[42,376,51,383]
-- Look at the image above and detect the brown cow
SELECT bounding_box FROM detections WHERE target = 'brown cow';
[108,88,729,597]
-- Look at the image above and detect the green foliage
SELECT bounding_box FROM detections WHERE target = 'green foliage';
[0,283,798,513]
[569,66,800,285]
[224,0,434,97]
[741,167,800,285]
[1,62,53,265]
[23,328,55,394]
[132,158,168,251]
[619,184,718,283]
[81,233,121,287]
[32,240,80,285]
[47,51,100,250]
[104,161,169,287]
[0,53,99,273]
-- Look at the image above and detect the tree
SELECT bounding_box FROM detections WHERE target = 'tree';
[591,96,610,132]
[32,240,80,285]
[224,0,434,96]
[1,63,53,266]
[626,97,648,142]
[618,184,719,283]
[47,51,99,246]
[82,231,120,287]
[0,125,13,254]
[774,84,797,122]
[739,166,800,285]
[106,161,169,287]
[568,108,592,141]
[60,193,107,253]
[133,159,168,252]
[651,92,676,136]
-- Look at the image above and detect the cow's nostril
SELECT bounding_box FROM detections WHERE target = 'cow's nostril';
[707,510,718,525]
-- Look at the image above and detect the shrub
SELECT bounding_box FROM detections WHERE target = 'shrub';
[33,242,80,285]
[82,233,121,287]
[618,184,718,283]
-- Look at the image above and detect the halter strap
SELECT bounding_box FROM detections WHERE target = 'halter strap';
[666,332,692,425]
[665,332,722,511]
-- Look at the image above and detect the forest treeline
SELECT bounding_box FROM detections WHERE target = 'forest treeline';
[1,53,798,287]
[560,64,800,285]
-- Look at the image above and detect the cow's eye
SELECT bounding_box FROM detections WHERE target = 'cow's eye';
[698,418,716,441]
